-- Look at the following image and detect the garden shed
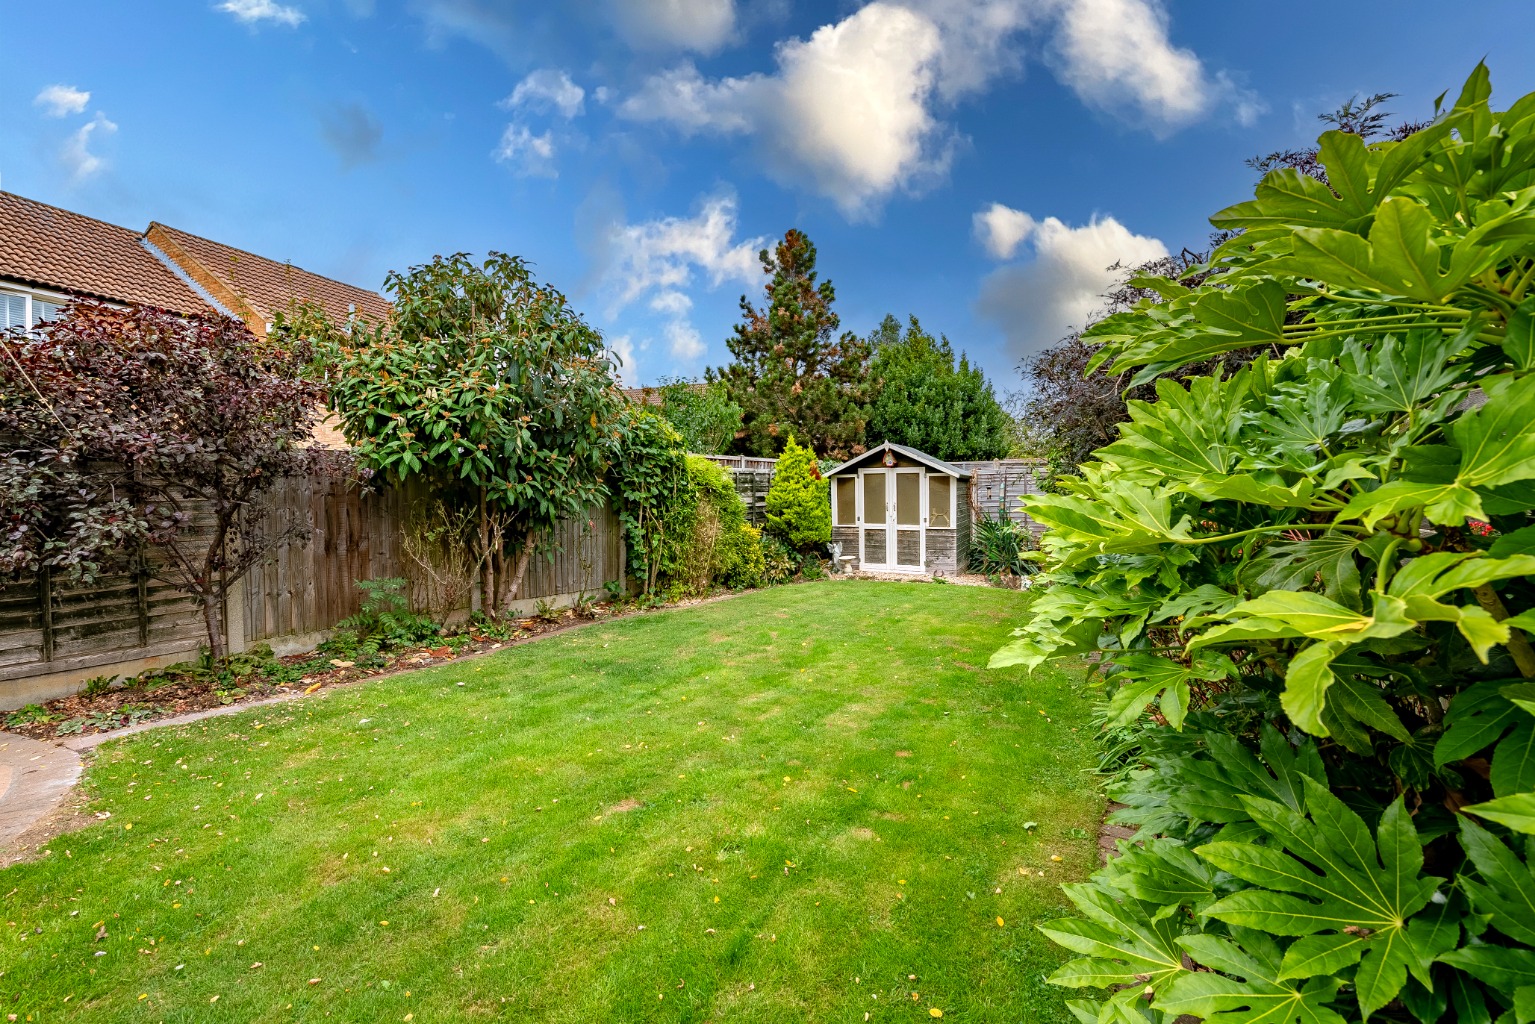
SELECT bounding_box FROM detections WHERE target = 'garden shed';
[825,442,972,575]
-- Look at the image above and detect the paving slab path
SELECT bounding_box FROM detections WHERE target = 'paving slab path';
[0,733,82,854]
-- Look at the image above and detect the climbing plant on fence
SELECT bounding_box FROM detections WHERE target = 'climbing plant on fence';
[999,66,1535,1023]
[608,408,693,596]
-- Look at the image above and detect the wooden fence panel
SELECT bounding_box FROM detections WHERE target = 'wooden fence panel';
[1,465,625,700]
[953,460,1046,534]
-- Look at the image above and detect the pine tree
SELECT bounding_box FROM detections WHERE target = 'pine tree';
[711,229,871,459]
[866,315,1010,461]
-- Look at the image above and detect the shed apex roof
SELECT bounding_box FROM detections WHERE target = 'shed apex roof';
[824,441,971,479]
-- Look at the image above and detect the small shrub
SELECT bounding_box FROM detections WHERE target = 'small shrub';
[333,577,439,651]
[968,515,1033,577]
[534,598,561,623]
[81,674,117,698]
[761,534,799,585]
[679,456,755,592]
[5,704,55,727]
[764,435,830,551]
[719,524,766,589]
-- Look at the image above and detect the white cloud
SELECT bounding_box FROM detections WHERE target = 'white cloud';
[649,290,694,315]
[1048,0,1257,131]
[601,193,764,312]
[61,113,117,181]
[614,0,736,54]
[504,69,585,119]
[620,3,949,217]
[975,212,1168,361]
[618,0,1258,214]
[665,321,706,360]
[598,193,765,370]
[34,85,90,118]
[973,202,1037,260]
[217,0,306,26]
[494,124,557,177]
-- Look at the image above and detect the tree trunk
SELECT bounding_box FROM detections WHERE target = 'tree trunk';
[478,487,494,616]
[202,590,226,661]
[503,528,538,606]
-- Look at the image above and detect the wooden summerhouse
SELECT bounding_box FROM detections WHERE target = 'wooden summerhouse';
[824,442,972,576]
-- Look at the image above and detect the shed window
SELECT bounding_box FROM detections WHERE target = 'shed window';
[0,293,23,332]
[835,477,856,526]
[928,476,953,528]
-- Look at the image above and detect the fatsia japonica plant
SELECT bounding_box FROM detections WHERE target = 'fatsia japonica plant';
[997,66,1535,1023]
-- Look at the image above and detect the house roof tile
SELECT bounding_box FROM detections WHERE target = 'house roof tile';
[0,191,213,314]
[147,222,392,328]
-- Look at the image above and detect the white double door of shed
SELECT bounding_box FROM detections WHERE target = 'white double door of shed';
[857,468,926,572]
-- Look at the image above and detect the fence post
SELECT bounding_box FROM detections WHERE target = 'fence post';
[38,567,54,663]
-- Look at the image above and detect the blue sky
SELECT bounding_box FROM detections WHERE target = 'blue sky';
[5,2,1535,393]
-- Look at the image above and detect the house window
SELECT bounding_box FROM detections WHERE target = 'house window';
[0,288,68,332]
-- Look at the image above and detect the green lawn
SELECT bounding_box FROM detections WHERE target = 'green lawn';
[1,581,1101,1022]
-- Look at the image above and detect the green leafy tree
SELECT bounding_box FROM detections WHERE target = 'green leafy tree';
[711,229,871,459]
[764,435,830,551]
[656,377,741,454]
[1008,65,1535,1023]
[307,252,624,616]
[866,314,1009,461]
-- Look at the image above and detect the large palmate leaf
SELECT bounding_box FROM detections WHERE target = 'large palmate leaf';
[1458,819,1535,947]
[1241,533,1365,609]
[1104,837,1236,912]
[1159,931,1347,1024]
[1342,377,1535,528]
[1446,373,1535,488]
[1103,651,1236,730]
[1463,792,1535,835]
[1166,726,1328,827]
[1097,374,1253,478]
[1198,783,1440,1020]
[1338,328,1466,415]
[1041,881,1189,1013]
[1191,591,1414,647]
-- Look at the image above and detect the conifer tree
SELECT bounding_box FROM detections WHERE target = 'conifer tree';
[866,315,1009,461]
[763,435,830,551]
[711,230,871,459]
